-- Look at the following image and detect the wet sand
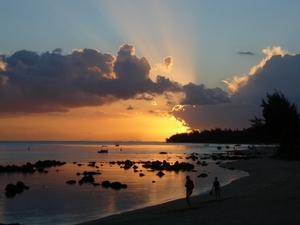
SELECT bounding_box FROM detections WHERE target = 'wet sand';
[76,148,300,225]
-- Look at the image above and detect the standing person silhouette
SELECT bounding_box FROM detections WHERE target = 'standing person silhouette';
[185,175,194,208]
[212,177,221,200]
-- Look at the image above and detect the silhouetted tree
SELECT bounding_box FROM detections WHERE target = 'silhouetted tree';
[251,91,300,159]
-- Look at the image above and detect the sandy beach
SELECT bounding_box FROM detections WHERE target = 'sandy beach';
[77,148,300,225]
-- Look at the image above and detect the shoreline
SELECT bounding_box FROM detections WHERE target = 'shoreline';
[76,148,300,225]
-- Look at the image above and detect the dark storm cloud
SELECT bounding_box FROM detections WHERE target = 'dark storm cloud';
[180,83,231,105]
[0,44,187,114]
[174,53,300,130]
[232,54,300,106]
[238,51,257,56]
[0,44,253,115]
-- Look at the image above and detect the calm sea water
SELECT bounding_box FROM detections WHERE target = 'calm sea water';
[0,141,249,225]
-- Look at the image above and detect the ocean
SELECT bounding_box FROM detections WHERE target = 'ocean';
[0,141,249,225]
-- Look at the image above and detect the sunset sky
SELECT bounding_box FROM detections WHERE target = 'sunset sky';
[1,1,300,141]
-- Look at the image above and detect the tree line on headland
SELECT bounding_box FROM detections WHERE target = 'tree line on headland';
[166,91,300,160]
[165,128,256,144]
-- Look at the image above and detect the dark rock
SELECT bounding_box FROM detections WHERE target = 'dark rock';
[5,183,17,194]
[110,182,128,189]
[16,181,29,192]
[110,181,122,189]
[5,182,29,197]
[101,180,111,187]
[101,180,127,189]
[197,173,208,178]
[201,161,208,166]
[79,175,95,184]
[156,171,165,177]
[66,180,77,184]
[121,184,128,189]
[82,171,101,176]
[0,223,20,225]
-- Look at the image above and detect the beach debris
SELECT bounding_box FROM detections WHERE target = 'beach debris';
[139,173,145,177]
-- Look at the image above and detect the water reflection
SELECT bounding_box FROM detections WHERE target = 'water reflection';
[0,142,249,225]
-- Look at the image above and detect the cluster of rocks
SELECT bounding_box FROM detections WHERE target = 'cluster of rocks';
[101,180,128,189]
[66,176,127,189]
[5,181,29,198]
[141,160,195,172]
[66,168,128,189]
[108,159,135,170]
[104,159,196,178]
[0,160,66,174]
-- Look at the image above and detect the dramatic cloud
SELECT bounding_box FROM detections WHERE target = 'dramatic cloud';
[172,47,300,131]
[223,46,289,93]
[0,44,231,115]
[0,45,183,114]
[180,83,231,105]
[3,44,299,134]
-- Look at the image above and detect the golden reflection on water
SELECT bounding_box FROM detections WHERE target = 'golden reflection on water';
[0,142,249,225]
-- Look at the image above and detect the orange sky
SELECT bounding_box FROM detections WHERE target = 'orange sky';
[0,102,189,141]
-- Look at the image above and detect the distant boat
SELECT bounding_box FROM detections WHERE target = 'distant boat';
[98,145,108,153]
[115,143,119,147]
[217,146,222,150]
